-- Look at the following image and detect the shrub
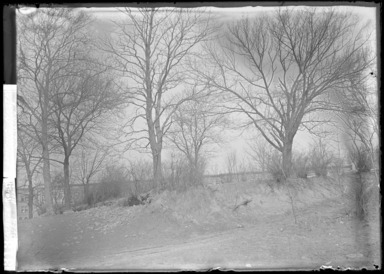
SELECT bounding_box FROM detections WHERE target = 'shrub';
[85,190,96,206]
[247,139,272,173]
[309,139,334,177]
[139,192,152,204]
[85,165,128,206]
[163,154,206,191]
[127,160,153,195]
[292,153,311,179]
[163,155,186,190]
[350,146,373,173]
[53,203,65,214]
[124,195,142,207]
[97,179,122,201]
[330,157,345,176]
[34,189,47,216]
[37,206,46,216]
[292,152,310,179]
[267,152,285,183]
[117,192,152,207]
[51,172,65,210]
[73,204,89,212]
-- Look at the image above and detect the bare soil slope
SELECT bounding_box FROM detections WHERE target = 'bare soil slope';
[17,174,381,271]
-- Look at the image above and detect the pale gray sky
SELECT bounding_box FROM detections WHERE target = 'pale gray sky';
[79,5,377,174]
[16,5,378,178]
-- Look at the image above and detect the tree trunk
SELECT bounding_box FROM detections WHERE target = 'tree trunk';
[41,77,54,214]
[23,157,35,218]
[41,144,54,214]
[148,114,163,190]
[193,148,200,185]
[192,155,201,186]
[63,156,72,210]
[152,149,163,190]
[282,141,293,179]
[84,183,90,202]
[192,162,197,185]
[27,174,34,219]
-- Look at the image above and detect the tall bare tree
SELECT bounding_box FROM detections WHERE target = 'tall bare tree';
[197,7,372,177]
[51,66,126,209]
[168,89,226,184]
[17,8,95,213]
[18,8,126,210]
[336,70,378,174]
[100,8,213,189]
[17,125,42,219]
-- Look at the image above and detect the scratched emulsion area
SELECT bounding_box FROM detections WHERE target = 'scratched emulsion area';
[4,84,18,271]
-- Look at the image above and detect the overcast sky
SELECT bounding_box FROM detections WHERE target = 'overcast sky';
[17,5,378,176]
[77,5,378,174]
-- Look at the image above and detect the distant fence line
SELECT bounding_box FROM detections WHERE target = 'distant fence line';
[69,166,353,202]
[63,171,272,203]
[18,165,354,205]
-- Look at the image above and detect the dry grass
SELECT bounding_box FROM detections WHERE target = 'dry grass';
[145,174,353,226]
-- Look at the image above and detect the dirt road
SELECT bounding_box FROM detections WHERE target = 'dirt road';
[17,195,380,271]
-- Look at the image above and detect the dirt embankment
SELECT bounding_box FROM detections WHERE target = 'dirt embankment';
[17,174,380,270]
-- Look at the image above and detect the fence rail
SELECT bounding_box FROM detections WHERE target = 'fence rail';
[17,165,355,208]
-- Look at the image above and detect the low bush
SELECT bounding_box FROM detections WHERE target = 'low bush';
[125,195,142,207]
[309,139,334,177]
[163,154,205,191]
[73,203,90,212]
[51,172,65,212]
[118,193,152,207]
[84,165,128,206]
[292,153,310,179]
[53,203,65,214]
[267,152,285,183]
[127,160,154,195]
[139,192,152,204]
[97,179,122,201]
[37,206,46,216]
[350,146,373,173]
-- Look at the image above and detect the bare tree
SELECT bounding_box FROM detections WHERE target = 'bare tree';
[162,153,193,191]
[247,138,273,172]
[168,89,226,185]
[309,138,335,177]
[197,7,372,177]
[339,105,377,173]
[17,8,96,214]
[17,127,42,219]
[51,64,126,209]
[100,8,213,189]
[225,151,247,183]
[74,145,109,203]
[18,8,128,210]
[336,70,378,175]
[226,151,238,175]
[127,160,153,195]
